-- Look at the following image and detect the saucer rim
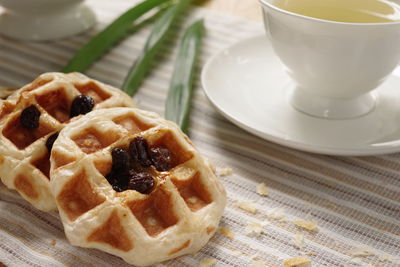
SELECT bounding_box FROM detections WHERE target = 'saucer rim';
[201,35,400,156]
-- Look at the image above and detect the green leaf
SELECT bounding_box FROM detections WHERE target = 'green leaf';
[165,19,204,134]
[61,0,170,73]
[121,0,193,96]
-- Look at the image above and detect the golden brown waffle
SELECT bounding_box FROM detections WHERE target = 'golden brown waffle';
[49,108,226,266]
[0,72,135,211]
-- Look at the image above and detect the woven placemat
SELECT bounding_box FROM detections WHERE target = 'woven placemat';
[0,1,399,266]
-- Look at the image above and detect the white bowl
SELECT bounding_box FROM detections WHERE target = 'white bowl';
[0,0,96,41]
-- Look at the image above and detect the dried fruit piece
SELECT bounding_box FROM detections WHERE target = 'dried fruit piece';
[105,171,117,185]
[129,136,152,167]
[111,148,131,172]
[149,147,172,171]
[106,148,132,192]
[45,132,59,152]
[128,172,154,194]
[106,169,130,192]
[112,184,125,192]
[20,105,41,129]
[70,94,95,118]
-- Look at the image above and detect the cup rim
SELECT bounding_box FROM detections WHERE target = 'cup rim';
[259,0,400,26]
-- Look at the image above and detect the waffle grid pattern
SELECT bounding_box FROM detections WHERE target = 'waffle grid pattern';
[49,108,226,266]
[0,72,135,211]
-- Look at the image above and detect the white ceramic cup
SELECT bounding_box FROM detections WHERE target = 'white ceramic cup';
[0,0,96,41]
[259,0,400,119]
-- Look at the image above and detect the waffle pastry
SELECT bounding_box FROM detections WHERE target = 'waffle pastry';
[49,107,226,266]
[0,72,135,211]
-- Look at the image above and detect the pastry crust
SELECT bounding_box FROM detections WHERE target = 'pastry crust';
[49,108,227,266]
[0,72,135,211]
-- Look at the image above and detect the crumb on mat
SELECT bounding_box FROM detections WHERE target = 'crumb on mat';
[293,220,318,232]
[219,227,235,239]
[237,201,257,214]
[283,256,311,267]
[199,257,217,267]
[256,183,268,196]
[245,222,264,237]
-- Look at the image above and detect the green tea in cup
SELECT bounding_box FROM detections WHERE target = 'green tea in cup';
[273,0,400,23]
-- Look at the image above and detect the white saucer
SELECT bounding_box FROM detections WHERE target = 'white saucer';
[201,36,400,156]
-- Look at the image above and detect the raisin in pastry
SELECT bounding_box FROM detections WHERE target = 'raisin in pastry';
[49,108,226,266]
[0,72,135,211]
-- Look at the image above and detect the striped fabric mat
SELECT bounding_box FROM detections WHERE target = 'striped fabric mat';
[1,1,400,266]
